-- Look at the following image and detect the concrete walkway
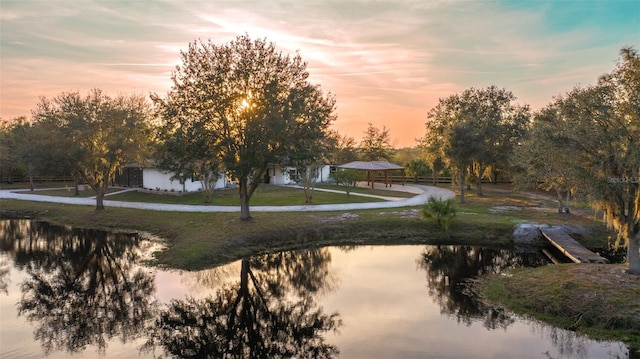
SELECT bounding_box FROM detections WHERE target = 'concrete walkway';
[0,183,455,213]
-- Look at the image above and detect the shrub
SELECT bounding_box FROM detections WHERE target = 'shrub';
[422,196,457,229]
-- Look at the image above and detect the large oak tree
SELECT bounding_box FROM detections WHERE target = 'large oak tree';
[544,47,640,274]
[512,105,579,213]
[423,86,529,202]
[154,35,336,220]
[32,89,153,209]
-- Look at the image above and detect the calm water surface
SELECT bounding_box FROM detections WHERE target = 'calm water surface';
[0,220,631,358]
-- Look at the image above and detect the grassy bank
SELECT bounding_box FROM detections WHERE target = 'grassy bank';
[0,184,612,269]
[477,264,640,354]
[0,198,519,269]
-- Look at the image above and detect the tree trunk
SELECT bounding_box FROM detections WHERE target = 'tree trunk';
[431,165,437,185]
[73,172,81,196]
[628,232,640,275]
[564,190,571,214]
[303,186,313,204]
[240,258,249,292]
[238,178,252,221]
[475,164,485,196]
[459,170,465,204]
[556,190,564,213]
[301,175,315,204]
[95,188,106,210]
[28,162,34,191]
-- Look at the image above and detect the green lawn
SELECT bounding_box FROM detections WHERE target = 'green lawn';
[14,186,123,198]
[314,183,414,198]
[110,185,390,205]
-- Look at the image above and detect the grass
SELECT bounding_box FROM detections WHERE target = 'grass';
[0,198,520,269]
[477,264,640,353]
[315,183,415,198]
[0,183,614,269]
[14,186,124,198]
[10,183,412,205]
[0,181,76,190]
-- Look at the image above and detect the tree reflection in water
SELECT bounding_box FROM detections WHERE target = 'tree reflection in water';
[145,249,341,359]
[418,245,635,359]
[418,245,548,329]
[0,220,156,355]
[2,220,630,359]
[0,257,9,295]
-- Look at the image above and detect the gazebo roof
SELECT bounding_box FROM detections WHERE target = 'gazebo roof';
[337,161,404,171]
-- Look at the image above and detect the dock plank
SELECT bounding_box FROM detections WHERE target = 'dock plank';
[540,228,608,264]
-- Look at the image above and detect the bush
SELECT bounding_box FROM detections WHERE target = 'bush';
[422,196,457,229]
[329,169,364,197]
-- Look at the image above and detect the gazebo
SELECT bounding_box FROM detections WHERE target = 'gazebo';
[337,161,405,188]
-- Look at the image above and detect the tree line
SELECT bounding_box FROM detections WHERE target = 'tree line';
[420,47,639,274]
[0,36,637,273]
[0,35,396,217]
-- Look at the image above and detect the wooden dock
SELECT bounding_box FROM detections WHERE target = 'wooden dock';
[540,228,608,264]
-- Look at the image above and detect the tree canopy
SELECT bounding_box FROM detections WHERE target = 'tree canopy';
[527,47,640,274]
[31,89,153,209]
[562,48,640,275]
[512,105,578,213]
[0,117,33,186]
[359,123,392,161]
[423,86,529,202]
[154,35,336,220]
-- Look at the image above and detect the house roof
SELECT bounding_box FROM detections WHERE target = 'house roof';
[337,161,404,171]
[124,160,158,168]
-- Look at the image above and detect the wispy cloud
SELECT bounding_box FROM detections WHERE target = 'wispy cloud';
[0,0,636,146]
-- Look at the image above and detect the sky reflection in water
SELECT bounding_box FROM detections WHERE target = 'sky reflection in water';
[0,220,631,358]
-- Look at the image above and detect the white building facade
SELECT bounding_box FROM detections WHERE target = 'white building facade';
[142,168,230,192]
[118,163,335,193]
[266,164,333,185]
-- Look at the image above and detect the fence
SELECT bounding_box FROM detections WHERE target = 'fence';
[369,175,512,185]
[0,175,74,184]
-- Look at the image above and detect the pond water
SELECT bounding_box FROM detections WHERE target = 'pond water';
[0,220,632,359]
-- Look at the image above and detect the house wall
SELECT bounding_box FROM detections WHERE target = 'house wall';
[317,165,332,182]
[268,165,292,185]
[142,169,229,192]
[143,165,333,191]
[268,164,333,185]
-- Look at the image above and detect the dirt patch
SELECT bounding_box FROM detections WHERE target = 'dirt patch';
[319,213,360,222]
[378,209,421,218]
[489,205,547,213]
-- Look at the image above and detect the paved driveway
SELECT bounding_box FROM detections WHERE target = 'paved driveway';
[0,184,455,212]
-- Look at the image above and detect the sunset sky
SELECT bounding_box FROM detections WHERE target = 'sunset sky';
[1,0,638,147]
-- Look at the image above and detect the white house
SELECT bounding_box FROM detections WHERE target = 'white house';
[116,162,334,193]
[142,167,230,192]
[266,164,333,185]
